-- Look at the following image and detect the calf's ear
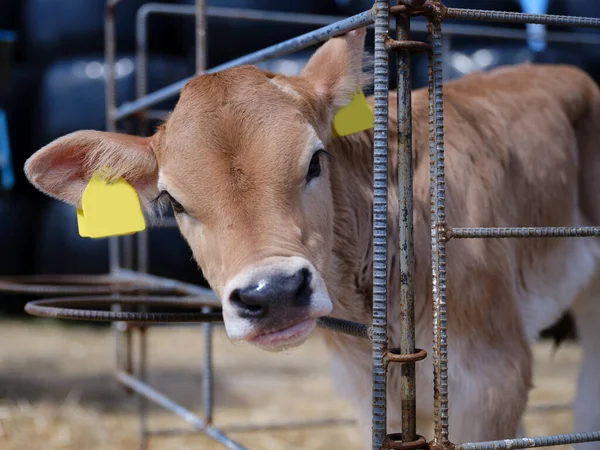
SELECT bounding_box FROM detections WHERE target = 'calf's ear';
[24,130,159,209]
[300,27,368,113]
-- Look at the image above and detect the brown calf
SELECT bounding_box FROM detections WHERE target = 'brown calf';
[24,28,600,448]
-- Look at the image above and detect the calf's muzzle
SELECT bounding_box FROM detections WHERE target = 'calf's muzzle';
[230,268,312,319]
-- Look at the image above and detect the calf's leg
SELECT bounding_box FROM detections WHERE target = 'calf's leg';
[572,270,600,450]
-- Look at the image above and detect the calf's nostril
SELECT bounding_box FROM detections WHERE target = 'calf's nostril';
[295,268,312,307]
[230,288,267,318]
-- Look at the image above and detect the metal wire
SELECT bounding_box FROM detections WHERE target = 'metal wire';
[116,372,247,450]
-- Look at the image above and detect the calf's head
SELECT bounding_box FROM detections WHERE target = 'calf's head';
[24,29,368,351]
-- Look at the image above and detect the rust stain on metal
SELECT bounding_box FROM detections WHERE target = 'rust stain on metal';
[386,434,429,450]
[386,38,431,52]
[385,348,428,364]
[430,440,456,450]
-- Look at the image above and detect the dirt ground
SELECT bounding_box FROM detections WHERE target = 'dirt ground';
[0,318,580,450]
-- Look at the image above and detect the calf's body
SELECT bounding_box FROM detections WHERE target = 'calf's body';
[322,63,600,446]
[23,29,600,448]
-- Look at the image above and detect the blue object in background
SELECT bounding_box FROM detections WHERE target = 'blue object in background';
[519,0,550,52]
[0,109,14,190]
[0,28,16,94]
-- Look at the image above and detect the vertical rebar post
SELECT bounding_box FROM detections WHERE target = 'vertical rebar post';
[104,1,120,276]
[135,6,149,137]
[372,0,390,448]
[194,0,214,426]
[138,325,149,450]
[428,2,449,447]
[132,8,152,447]
[196,0,207,74]
[135,211,150,450]
[202,306,214,424]
[396,7,417,444]
[104,0,128,391]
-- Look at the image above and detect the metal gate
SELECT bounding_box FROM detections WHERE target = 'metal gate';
[3,1,600,449]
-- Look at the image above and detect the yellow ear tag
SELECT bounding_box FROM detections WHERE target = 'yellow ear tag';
[76,208,90,237]
[332,90,374,138]
[77,171,146,239]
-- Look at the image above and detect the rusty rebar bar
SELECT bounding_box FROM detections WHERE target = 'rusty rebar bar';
[395,7,418,446]
[386,38,430,52]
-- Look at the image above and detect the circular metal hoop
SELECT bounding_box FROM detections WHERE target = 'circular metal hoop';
[0,274,182,296]
[385,348,428,364]
[24,296,223,323]
[386,434,428,450]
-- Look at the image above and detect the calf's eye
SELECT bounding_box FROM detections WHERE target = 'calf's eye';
[169,195,185,214]
[151,190,186,215]
[306,150,322,183]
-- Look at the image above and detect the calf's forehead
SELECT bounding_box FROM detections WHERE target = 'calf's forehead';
[161,68,314,160]
[153,68,322,209]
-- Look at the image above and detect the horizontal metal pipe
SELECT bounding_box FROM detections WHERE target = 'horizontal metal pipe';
[456,431,600,450]
[116,372,247,450]
[144,109,172,121]
[386,38,430,52]
[115,9,374,120]
[221,417,356,433]
[139,3,600,45]
[139,2,353,27]
[434,22,600,45]
[445,8,600,29]
[25,296,224,323]
[448,226,600,239]
[156,217,179,228]
[148,417,355,437]
[316,317,372,340]
[118,6,600,122]
[122,269,219,302]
